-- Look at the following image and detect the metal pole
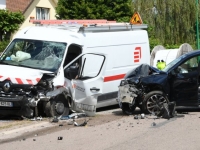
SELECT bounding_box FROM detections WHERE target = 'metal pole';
[196,0,199,49]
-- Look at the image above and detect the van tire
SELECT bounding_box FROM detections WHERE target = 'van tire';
[45,94,69,118]
[122,103,136,115]
[142,91,169,115]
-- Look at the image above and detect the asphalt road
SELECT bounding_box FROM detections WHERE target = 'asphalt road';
[1,107,200,150]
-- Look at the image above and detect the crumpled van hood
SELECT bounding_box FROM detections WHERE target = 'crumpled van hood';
[0,65,52,85]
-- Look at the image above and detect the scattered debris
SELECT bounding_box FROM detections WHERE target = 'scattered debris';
[74,120,88,127]
[67,121,74,125]
[141,114,145,119]
[157,101,176,119]
[30,117,42,121]
[58,136,63,140]
[33,139,36,141]
[134,115,138,119]
[60,113,87,120]
[51,116,59,123]
[59,124,63,127]
[151,122,156,126]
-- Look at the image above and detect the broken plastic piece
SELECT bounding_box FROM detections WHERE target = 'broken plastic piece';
[134,115,138,119]
[74,120,88,127]
[58,136,63,140]
[60,113,87,120]
[141,114,145,119]
[151,122,156,126]
[30,116,42,121]
[51,116,59,123]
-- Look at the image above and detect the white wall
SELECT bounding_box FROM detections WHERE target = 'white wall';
[0,0,6,9]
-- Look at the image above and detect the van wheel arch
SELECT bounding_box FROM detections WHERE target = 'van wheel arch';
[45,94,70,118]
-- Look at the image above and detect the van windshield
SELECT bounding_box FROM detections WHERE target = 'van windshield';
[0,39,67,72]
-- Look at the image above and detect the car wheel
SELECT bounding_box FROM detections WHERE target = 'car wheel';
[45,94,69,118]
[122,103,136,115]
[143,91,169,115]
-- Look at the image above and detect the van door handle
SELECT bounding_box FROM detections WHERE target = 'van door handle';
[90,87,100,91]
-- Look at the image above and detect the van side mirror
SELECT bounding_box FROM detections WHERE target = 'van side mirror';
[64,63,79,80]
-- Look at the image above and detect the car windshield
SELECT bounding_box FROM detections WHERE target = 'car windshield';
[162,55,186,72]
[0,39,67,72]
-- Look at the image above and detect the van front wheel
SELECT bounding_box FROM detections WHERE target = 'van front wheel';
[45,94,69,118]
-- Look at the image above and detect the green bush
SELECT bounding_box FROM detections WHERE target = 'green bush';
[0,41,9,53]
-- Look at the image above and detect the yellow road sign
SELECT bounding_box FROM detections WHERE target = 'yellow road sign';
[130,12,143,24]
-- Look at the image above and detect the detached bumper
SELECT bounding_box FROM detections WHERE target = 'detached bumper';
[0,96,33,118]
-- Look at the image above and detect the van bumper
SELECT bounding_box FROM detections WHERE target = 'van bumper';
[0,96,34,118]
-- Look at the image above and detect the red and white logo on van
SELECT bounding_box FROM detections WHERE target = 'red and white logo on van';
[134,47,141,62]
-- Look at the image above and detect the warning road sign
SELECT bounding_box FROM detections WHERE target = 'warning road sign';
[130,12,143,24]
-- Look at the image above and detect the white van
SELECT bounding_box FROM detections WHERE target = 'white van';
[0,21,150,118]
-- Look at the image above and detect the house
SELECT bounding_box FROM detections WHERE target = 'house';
[6,0,57,31]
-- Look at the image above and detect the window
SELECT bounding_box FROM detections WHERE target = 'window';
[36,7,49,20]
[175,56,199,74]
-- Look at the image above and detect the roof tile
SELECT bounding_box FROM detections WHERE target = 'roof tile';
[6,0,34,13]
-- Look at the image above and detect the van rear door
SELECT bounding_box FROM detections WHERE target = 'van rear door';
[64,53,106,116]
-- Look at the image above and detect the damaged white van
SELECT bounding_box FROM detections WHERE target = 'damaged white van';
[0,21,150,118]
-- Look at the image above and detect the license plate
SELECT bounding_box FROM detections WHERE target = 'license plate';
[0,101,13,107]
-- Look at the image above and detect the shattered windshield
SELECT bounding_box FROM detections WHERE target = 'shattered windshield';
[0,39,67,72]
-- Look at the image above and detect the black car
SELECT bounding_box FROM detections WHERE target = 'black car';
[118,50,200,115]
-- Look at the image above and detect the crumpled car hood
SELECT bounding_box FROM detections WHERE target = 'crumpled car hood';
[124,64,169,93]
[124,64,161,83]
[0,65,52,85]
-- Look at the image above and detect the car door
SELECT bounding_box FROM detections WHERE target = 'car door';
[170,55,200,106]
[64,53,106,116]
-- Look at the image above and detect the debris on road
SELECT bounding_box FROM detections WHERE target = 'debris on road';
[151,122,156,127]
[74,120,88,127]
[134,115,138,119]
[156,102,176,119]
[60,113,87,120]
[30,117,43,121]
[58,136,63,140]
[51,116,59,123]
[141,114,145,119]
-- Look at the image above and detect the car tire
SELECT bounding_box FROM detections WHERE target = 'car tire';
[122,103,136,115]
[142,90,169,115]
[45,94,69,118]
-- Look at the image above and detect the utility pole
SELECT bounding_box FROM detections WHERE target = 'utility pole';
[197,0,199,49]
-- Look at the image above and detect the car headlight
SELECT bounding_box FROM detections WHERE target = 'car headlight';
[120,80,128,86]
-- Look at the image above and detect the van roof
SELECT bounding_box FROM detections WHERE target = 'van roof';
[14,26,80,43]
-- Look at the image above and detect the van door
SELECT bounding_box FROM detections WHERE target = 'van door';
[64,53,106,116]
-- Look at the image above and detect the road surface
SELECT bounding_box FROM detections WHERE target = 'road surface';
[0,108,200,150]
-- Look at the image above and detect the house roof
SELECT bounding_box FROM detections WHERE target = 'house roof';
[6,0,34,14]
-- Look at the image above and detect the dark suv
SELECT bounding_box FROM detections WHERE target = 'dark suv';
[118,50,200,115]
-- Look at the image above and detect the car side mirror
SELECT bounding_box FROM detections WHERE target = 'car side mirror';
[170,70,177,77]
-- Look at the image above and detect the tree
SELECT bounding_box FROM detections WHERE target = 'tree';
[56,0,133,22]
[132,0,198,48]
[0,9,25,41]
